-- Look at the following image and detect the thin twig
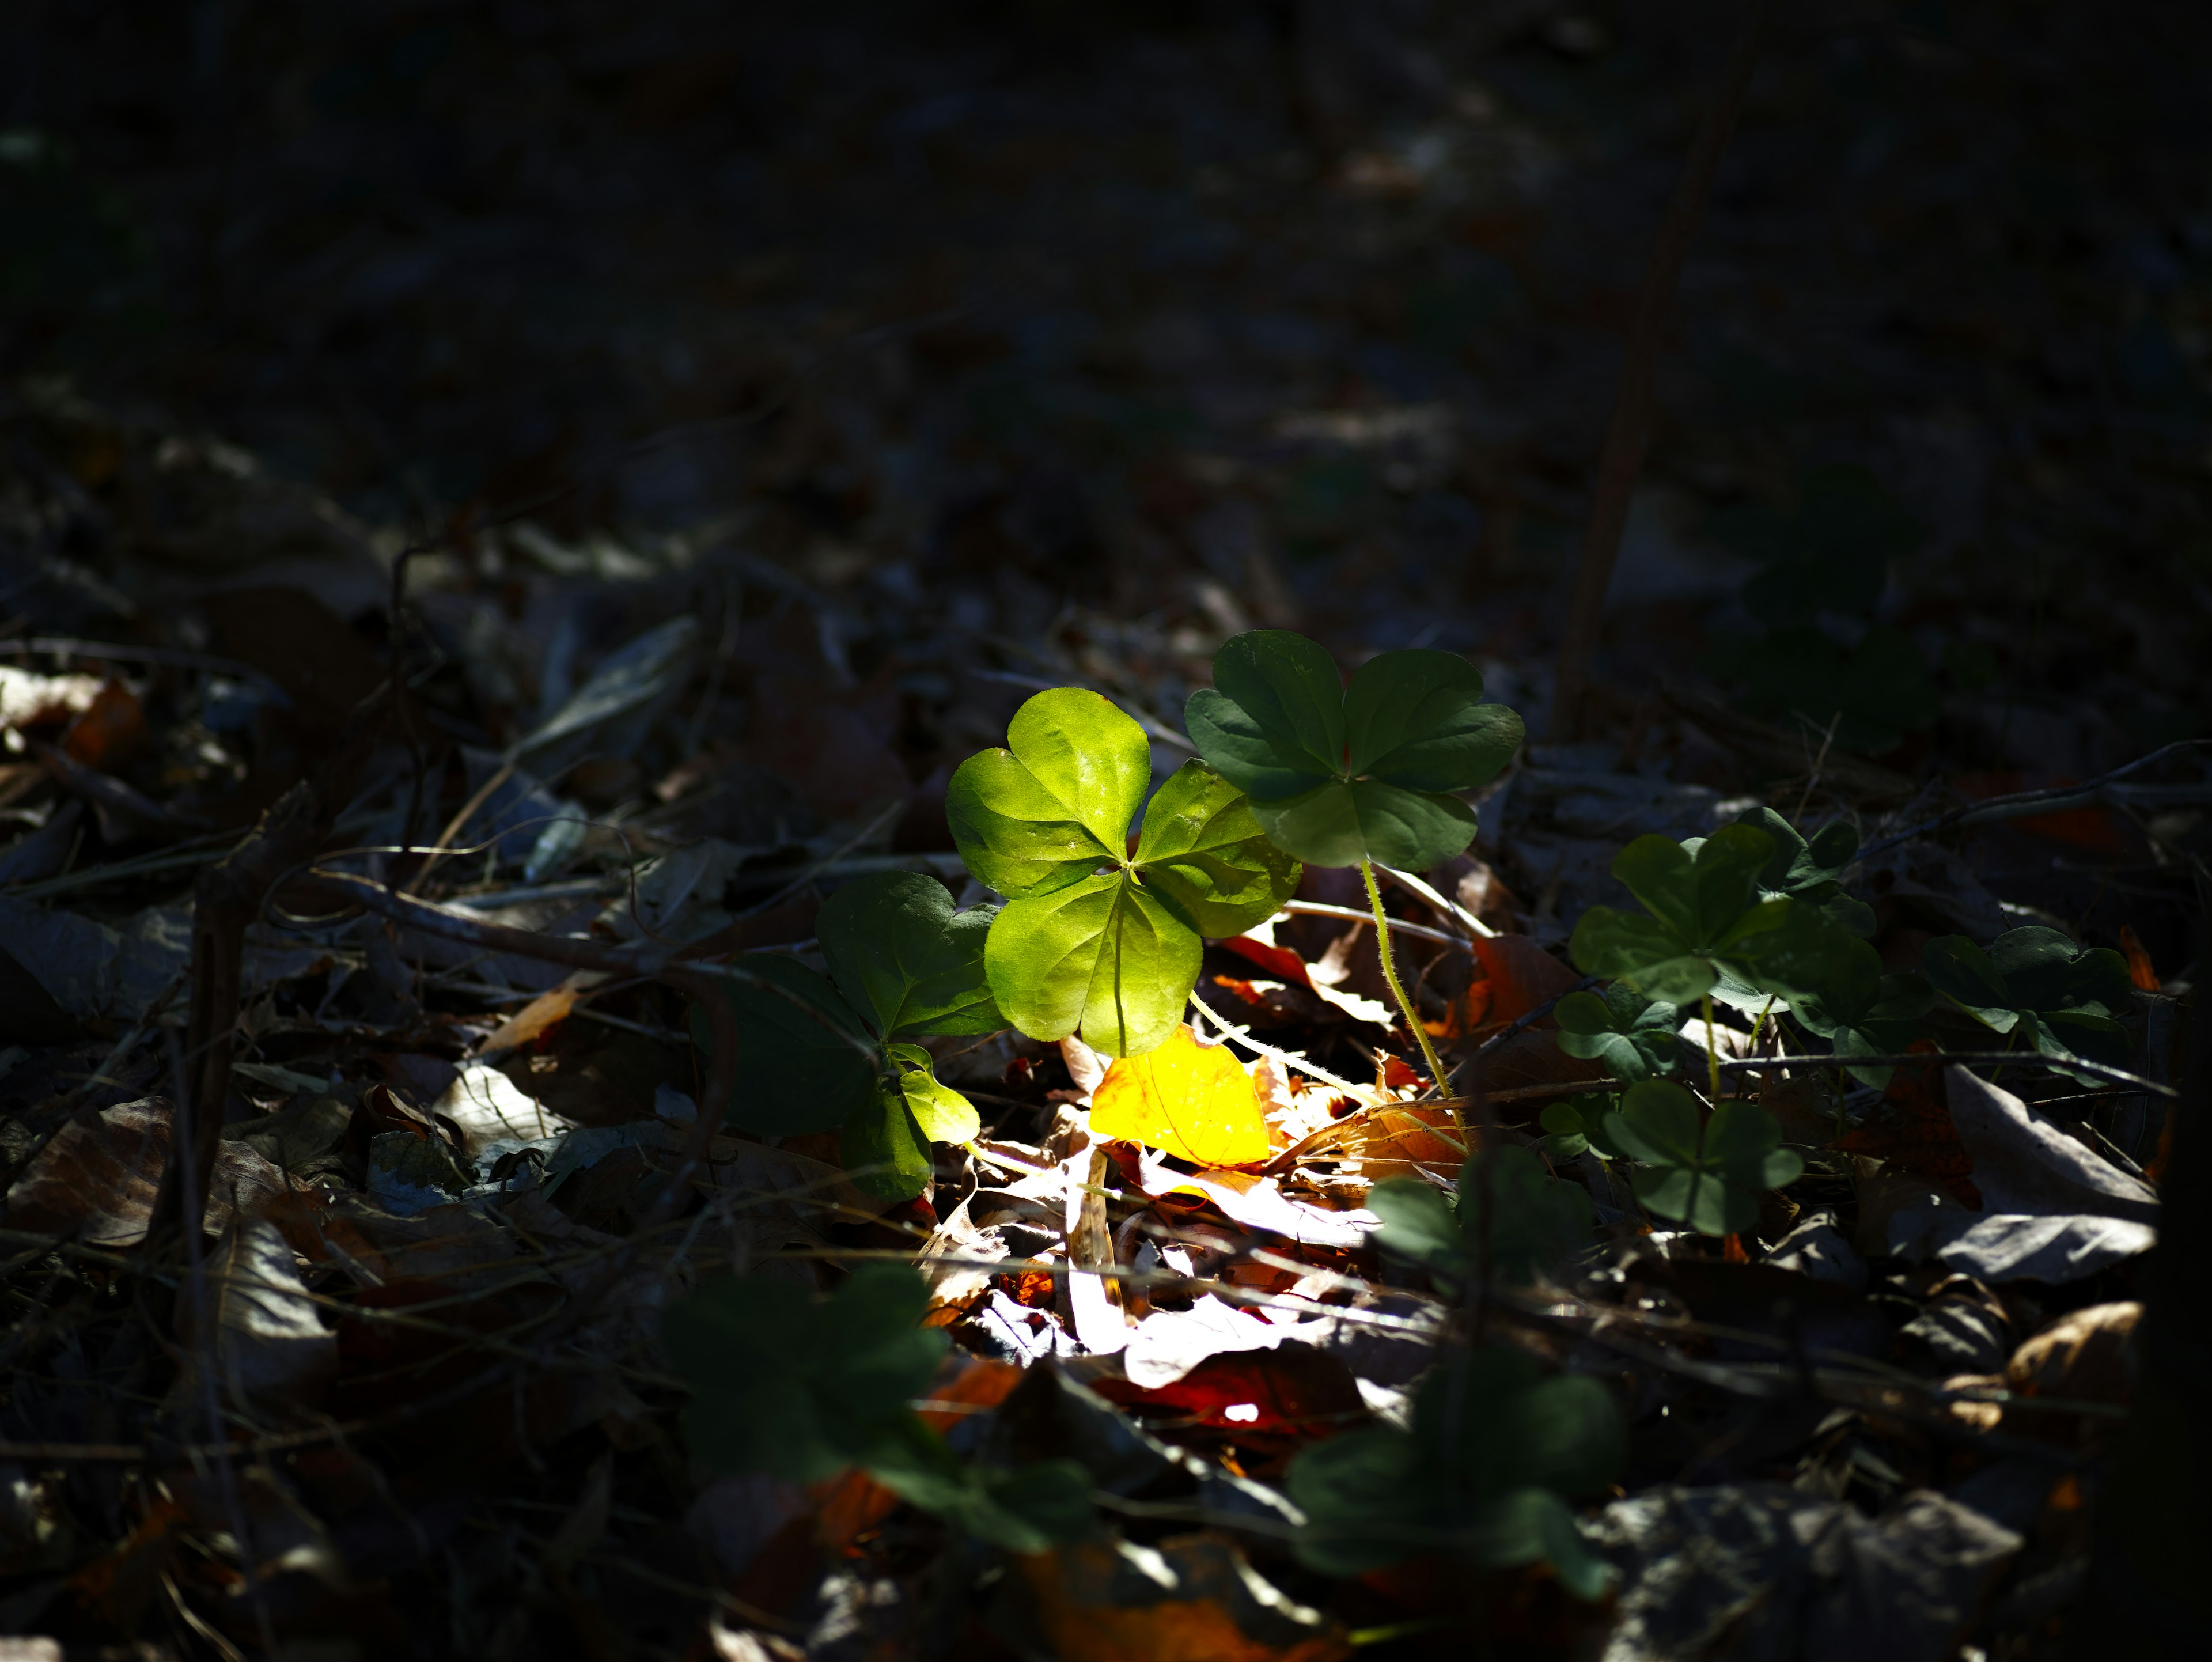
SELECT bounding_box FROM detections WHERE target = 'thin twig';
[1717,1051,2179,1098]
[1548,0,1777,739]
[1853,738,2212,864]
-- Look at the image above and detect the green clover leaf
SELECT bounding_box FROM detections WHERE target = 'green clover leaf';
[1369,1145,1594,1289]
[688,871,999,1196]
[1601,1081,1802,1237]
[1570,826,1846,1005]
[1734,805,1876,937]
[1922,926,2134,1083]
[819,870,1005,1038]
[666,1266,1095,1551]
[1554,985,1682,1082]
[948,688,1298,1056]
[1790,935,1934,1086]
[1183,630,1522,869]
[1539,1094,1623,1162]
[663,1265,948,1483]
[1287,1343,1622,1596]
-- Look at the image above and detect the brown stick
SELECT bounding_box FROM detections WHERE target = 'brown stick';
[1547,0,1777,741]
[145,683,395,1259]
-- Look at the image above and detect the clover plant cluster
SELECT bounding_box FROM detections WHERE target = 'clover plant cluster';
[1550,807,2136,1235]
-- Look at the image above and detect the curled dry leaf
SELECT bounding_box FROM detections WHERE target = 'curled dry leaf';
[5,1097,285,1245]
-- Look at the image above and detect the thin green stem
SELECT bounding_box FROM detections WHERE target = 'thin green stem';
[1700,991,1722,1101]
[1359,858,1457,1123]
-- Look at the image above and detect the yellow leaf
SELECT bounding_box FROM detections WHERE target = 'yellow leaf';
[1092,1025,1270,1166]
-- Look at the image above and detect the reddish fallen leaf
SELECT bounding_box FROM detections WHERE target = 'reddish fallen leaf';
[2118,925,2158,992]
[1833,1043,1983,1208]
[1468,934,1582,1025]
[1092,1344,1365,1452]
[1221,934,1314,988]
[60,679,144,770]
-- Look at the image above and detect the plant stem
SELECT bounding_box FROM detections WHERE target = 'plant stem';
[1359,857,1457,1120]
[1701,991,1722,1101]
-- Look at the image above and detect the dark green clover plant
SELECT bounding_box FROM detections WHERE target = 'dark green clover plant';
[1368,1144,1594,1291]
[1736,805,1876,937]
[1184,630,1523,1098]
[690,870,1001,1198]
[1287,1343,1623,1598]
[1569,824,1847,1096]
[946,688,1300,1057]
[1921,925,2134,1082]
[1789,935,1934,1087]
[1600,1080,1803,1236]
[662,1266,1093,1553]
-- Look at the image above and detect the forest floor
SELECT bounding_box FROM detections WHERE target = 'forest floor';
[1,3,2209,1659]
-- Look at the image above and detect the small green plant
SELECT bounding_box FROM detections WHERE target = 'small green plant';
[1570,824,1849,1096]
[947,688,1300,1057]
[1286,1342,1622,1597]
[690,870,1002,1198]
[661,1266,1093,1551]
[1921,925,2134,1082]
[1553,983,1683,1083]
[1600,1080,1803,1236]
[1736,805,1875,936]
[1789,935,1934,1086]
[1368,1145,1595,1290]
[1184,630,1524,1097]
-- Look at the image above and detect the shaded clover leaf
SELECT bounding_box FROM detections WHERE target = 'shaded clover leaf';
[1554,985,1681,1082]
[1790,936,1933,1086]
[1369,1146,1593,1289]
[948,688,1298,1057]
[688,870,999,1197]
[1568,826,1846,1006]
[1184,630,1522,870]
[1540,1093,1623,1162]
[1734,805,1876,937]
[664,1265,948,1483]
[1922,926,2134,1083]
[1601,1081,1802,1237]
[664,1266,1094,1553]
[1287,1343,1622,1597]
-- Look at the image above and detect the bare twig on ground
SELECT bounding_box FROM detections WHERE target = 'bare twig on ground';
[1549,0,1778,740]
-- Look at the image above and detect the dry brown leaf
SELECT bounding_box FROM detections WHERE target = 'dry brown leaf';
[4,1098,286,1245]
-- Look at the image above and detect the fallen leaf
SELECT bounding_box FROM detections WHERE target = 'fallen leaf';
[1834,1044,1982,1207]
[1093,1024,1271,1167]
[1020,1531,1348,1662]
[180,1219,338,1409]
[1944,1069,2157,1222]
[4,1098,286,1244]
[59,680,143,770]
[1468,933,1581,1025]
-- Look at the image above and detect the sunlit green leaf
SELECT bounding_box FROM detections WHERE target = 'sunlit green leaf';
[897,1067,981,1145]
[1128,758,1301,937]
[840,1084,936,1199]
[984,870,1200,1057]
